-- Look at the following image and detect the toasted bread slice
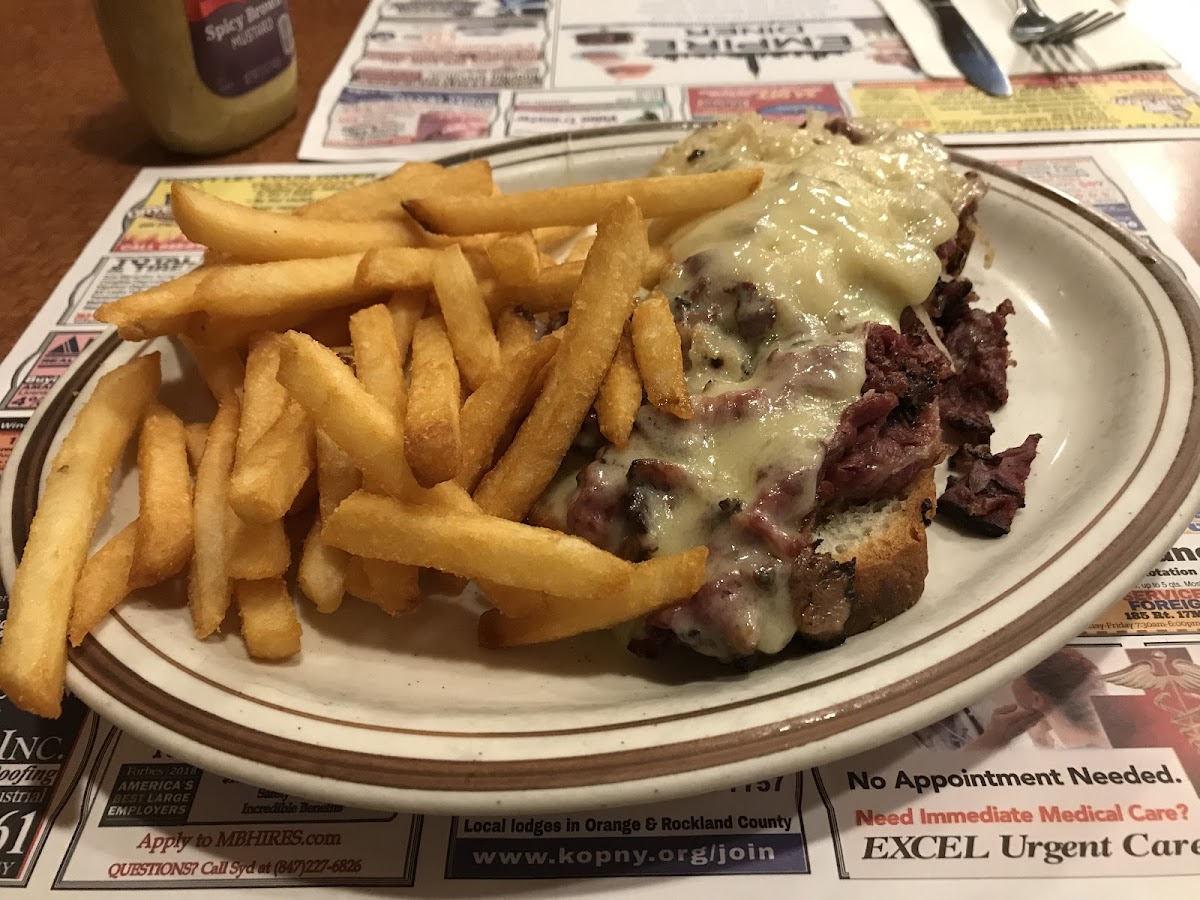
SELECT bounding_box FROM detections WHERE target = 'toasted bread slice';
[814,467,938,637]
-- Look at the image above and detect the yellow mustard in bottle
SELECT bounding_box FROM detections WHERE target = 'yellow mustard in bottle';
[94,0,298,155]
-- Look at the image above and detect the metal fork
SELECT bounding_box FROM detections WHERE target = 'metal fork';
[1010,1,1125,44]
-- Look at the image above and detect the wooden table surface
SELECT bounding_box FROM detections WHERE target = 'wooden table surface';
[0,0,1196,362]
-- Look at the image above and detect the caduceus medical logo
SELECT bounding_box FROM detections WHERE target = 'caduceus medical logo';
[1105,650,1200,752]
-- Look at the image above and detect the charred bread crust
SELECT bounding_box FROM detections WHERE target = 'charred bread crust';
[819,467,938,637]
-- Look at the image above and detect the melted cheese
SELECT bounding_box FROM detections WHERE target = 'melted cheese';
[562,117,975,658]
[658,119,962,332]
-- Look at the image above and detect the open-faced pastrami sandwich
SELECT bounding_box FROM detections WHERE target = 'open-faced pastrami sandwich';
[535,115,1040,665]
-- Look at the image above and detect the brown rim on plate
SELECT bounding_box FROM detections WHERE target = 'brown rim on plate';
[11,124,1200,793]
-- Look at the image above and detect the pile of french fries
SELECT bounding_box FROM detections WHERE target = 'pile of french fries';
[0,156,765,718]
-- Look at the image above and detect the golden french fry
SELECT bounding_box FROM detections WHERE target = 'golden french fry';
[295,159,494,221]
[388,290,427,362]
[631,290,693,419]
[596,329,642,448]
[235,578,302,660]
[130,403,193,586]
[432,245,501,391]
[183,337,244,401]
[405,316,462,487]
[276,331,420,500]
[0,354,160,716]
[67,522,138,647]
[351,304,406,424]
[358,557,422,616]
[487,232,540,286]
[475,198,647,521]
[325,492,706,610]
[195,254,378,319]
[93,270,208,340]
[226,512,291,580]
[297,431,361,613]
[170,182,420,263]
[350,303,423,609]
[190,395,240,638]
[184,423,208,469]
[237,334,288,455]
[405,169,762,235]
[457,335,559,492]
[496,309,536,359]
[298,521,349,614]
[478,549,708,647]
[477,580,551,619]
[354,247,440,294]
[228,399,316,523]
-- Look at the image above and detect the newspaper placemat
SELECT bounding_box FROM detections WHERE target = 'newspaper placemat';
[1,145,1199,897]
[295,0,1200,160]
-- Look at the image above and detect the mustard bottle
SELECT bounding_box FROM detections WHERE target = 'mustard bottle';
[94,0,298,155]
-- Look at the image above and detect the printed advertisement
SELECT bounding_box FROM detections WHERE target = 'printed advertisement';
[445,776,807,878]
[0,148,1198,896]
[298,0,1200,160]
[848,71,1200,142]
[55,730,420,889]
[815,642,1200,878]
[507,88,673,136]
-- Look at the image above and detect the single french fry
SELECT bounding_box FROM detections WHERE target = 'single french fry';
[184,423,208,469]
[67,522,138,647]
[631,290,693,419]
[0,354,160,716]
[432,246,501,391]
[477,580,551,619]
[170,182,420,263]
[295,159,494,221]
[358,557,422,616]
[405,316,462,487]
[183,337,244,401]
[297,431,361,613]
[457,335,559,492]
[405,169,762,235]
[487,232,540,286]
[325,492,706,610]
[235,578,302,660]
[475,198,647,521]
[226,511,291,580]
[298,521,349,614]
[496,309,536,359]
[189,395,240,639]
[350,304,423,608]
[276,331,420,500]
[195,254,378,319]
[228,399,316,523]
[388,290,426,364]
[596,329,642,448]
[350,304,406,425]
[94,270,208,340]
[478,548,708,647]
[237,334,288,455]
[354,247,440,294]
[130,403,193,586]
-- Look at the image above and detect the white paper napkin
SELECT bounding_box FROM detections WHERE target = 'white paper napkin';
[878,0,1178,78]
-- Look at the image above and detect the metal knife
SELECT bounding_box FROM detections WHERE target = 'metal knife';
[922,0,1012,97]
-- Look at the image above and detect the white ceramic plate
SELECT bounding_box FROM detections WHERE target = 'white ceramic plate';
[5,124,1200,814]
